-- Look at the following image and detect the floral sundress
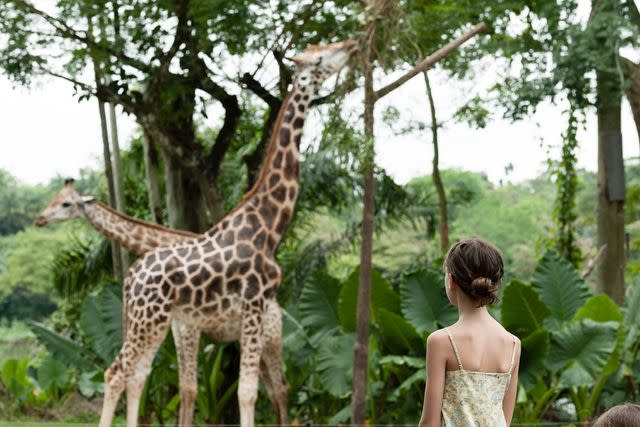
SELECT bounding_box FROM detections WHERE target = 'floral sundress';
[440,328,517,427]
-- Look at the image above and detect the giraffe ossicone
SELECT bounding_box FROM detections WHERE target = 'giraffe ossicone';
[97,39,358,427]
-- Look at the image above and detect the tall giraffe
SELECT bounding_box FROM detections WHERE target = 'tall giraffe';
[34,180,289,421]
[97,39,357,427]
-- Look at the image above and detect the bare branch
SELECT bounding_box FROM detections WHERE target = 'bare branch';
[374,22,487,101]
[240,73,281,108]
[581,245,607,279]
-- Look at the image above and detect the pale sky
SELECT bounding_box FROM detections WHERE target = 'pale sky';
[1,2,639,187]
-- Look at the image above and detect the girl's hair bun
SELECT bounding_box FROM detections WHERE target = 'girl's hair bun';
[444,237,504,307]
[470,277,498,306]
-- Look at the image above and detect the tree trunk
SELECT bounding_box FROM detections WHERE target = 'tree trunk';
[108,99,130,270]
[142,132,164,224]
[90,39,123,281]
[423,70,449,252]
[596,53,626,304]
[620,56,640,146]
[352,8,376,424]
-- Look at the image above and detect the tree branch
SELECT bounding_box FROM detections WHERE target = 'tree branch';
[240,73,281,108]
[374,22,486,101]
[12,0,151,73]
[157,0,190,74]
[199,74,241,176]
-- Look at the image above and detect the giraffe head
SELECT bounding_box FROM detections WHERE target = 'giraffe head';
[291,39,358,90]
[33,179,97,227]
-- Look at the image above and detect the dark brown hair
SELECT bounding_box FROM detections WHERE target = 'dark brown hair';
[443,237,504,307]
[593,403,640,427]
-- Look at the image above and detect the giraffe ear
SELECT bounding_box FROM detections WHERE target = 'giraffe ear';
[79,196,97,204]
[64,178,75,187]
[290,55,305,67]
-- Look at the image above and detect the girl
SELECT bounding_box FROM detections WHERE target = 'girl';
[593,402,640,426]
[418,238,521,427]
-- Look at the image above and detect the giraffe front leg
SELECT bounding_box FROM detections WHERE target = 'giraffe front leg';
[99,355,126,427]
[238,302,265,427]
[173,323,200,427]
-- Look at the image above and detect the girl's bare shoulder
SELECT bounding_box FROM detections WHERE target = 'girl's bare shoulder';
[426,328,450,350]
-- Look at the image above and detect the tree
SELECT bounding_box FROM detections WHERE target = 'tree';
[0,0,361,233]
[351,0,486,420]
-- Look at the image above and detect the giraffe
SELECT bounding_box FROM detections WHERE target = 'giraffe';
[97,39,358,427]
[34,179,290,422]
[34,179,198,255]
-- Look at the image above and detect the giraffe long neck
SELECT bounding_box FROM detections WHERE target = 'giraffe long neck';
[83,202,198,255]
[216,82,312,253]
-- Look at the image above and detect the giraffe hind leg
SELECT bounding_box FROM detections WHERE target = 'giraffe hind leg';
[238,304,265,427]
[173,323,200,427]
[261,303,289,426]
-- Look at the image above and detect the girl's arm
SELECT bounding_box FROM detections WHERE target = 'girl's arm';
[503,338,521,425]
[418,331,448,427]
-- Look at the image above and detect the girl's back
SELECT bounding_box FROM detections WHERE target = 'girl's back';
[418,238,521,427]
[440,323,518,426]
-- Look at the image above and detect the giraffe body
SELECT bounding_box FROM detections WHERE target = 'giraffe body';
[98,39,357,427]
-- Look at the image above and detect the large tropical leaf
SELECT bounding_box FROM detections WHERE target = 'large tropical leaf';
[375,308,423,354]
[338,266,400,332]
[501,280,551,338]
[299,270,341,333]
[27,321,97,371]
[532,251,590,323]
[519,328,550,390]
[546,319,618,387]
[624,283,640,337]
[574,294,622,323]
[80,287,123,364]
[37,355,69,393]
[316,333,355,398]
[400,268,457,336]
[0,358,31,399]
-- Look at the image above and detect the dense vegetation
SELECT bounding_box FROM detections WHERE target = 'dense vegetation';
[2,0,640,425]
[2,156,640,424]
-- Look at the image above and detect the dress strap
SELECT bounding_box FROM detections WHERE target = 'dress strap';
[445,328,464,370]
[508,335,517,373]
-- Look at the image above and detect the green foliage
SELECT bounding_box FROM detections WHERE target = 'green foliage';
[375,309,422,354]
[547,319,618,387]
[400,268,456,336]
[36,355,70,398]
[316,333,355,398]
[79,288,122,364]
[574,294,623,323]
[52,234,113,302]
[0,170,53,236]
[0,358,32,401]
[549,107,582,267]
[299,271,342,334]
[338,267,401,332]
[519,328,551,391]
[501,280,551,338]
[0,226,72,299]
[27,321,98,372]
[531,251,590,324]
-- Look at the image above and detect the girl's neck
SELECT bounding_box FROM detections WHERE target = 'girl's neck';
[455,295,492,323]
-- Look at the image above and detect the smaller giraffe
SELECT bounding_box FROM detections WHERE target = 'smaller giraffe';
[34,179,198,255]
[34,179,289,422]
